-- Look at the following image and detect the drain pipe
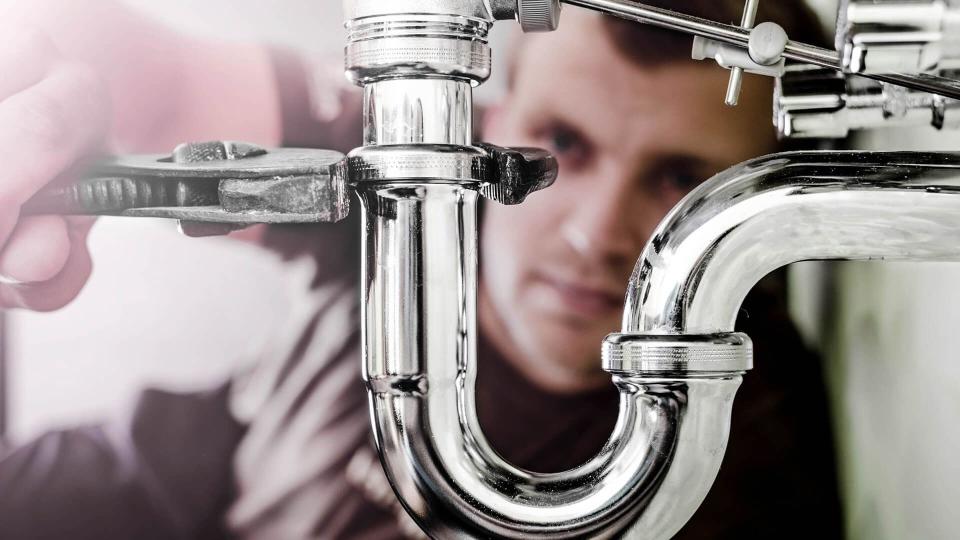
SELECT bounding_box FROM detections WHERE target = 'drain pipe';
[345,1,745,538]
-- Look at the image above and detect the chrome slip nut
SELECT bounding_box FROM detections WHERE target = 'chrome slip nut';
[602,333,753,375]
[346,143,557,204]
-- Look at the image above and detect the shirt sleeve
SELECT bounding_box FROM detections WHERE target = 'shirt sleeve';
[0,383,243,540]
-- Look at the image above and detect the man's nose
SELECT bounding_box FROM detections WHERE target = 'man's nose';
[560,172,646,265]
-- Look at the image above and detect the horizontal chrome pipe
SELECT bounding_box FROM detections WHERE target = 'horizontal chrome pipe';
[625,151,960,335]
[561,0,960,100]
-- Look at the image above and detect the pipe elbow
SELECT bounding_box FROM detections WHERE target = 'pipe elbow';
[625,150,960,334]
[366,374,742,539]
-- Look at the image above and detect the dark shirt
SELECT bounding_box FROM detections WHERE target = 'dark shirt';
[0,49,843,540]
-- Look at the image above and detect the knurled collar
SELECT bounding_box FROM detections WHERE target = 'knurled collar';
[602,333,753,375]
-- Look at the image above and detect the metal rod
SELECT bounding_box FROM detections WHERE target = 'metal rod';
[724,0,760,106]
[561,0,960,100]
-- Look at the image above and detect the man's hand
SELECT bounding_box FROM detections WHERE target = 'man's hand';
[0,27,110,311]
[0,0,284,310]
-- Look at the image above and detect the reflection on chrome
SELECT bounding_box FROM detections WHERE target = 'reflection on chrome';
[360,147,960,538]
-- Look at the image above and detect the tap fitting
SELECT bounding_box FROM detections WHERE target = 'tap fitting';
[838,0,960,75]
[775,64,960,138]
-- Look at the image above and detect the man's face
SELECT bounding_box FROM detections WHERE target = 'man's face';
[478,11,778,392]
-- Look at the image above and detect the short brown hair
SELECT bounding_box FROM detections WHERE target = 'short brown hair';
[602,0,829,67]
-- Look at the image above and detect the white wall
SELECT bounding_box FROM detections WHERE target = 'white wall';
[824,123,960,540]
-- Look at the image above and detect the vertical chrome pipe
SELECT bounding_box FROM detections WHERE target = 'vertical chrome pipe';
[363,79,473,147]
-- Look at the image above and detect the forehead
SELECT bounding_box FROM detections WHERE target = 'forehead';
[508,11,778,165]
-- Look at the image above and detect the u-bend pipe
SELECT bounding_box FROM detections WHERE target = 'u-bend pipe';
[359,147,960,539]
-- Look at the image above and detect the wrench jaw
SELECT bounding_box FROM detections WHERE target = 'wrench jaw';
[24,142,352,236]
[24,139,555,238]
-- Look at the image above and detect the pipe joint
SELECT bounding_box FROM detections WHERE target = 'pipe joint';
[603,333,753,376]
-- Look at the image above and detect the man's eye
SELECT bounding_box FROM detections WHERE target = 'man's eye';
[549,128,578,153]
[659,169,701,192]
[540,125,589,168]
[648,168,704,196]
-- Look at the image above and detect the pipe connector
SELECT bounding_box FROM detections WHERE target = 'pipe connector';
[344,11,492,85]
[603,333,753,375]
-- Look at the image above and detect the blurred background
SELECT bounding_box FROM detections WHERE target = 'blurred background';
[0,1,958,539]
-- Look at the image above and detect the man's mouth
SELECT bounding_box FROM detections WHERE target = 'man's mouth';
[537,272,624,318]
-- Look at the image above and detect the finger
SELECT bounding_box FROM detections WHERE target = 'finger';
[0,218,94,311]
[0,216,71,283]
[0,63,111,210]
[0,27,58,100]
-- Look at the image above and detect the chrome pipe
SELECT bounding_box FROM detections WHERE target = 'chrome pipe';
[624,151,960,335]
[363,80,473,146]
[358,179,743,538]
[347,1,747,538]
[561,0,960,100]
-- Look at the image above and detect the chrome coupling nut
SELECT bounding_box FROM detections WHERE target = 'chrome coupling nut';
[602,333,753,375]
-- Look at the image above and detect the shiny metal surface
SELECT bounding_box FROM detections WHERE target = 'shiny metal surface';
[561,0,960,100]
[358,173,744,538]
[603,333,753,374]
[838,0,960,74]
[625,151,960,335]
[517,0,562,32]
[343,0,496,20]
[357,178,744,538]
[24,143,350,225]
[723,0,759,106]
[363,80,474,146]
[749,22,789,66]
[345,14,492,85]
[345,1,748,537]
[338,2,960,538]
[775,64,960,138]
[348,145,488,183]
